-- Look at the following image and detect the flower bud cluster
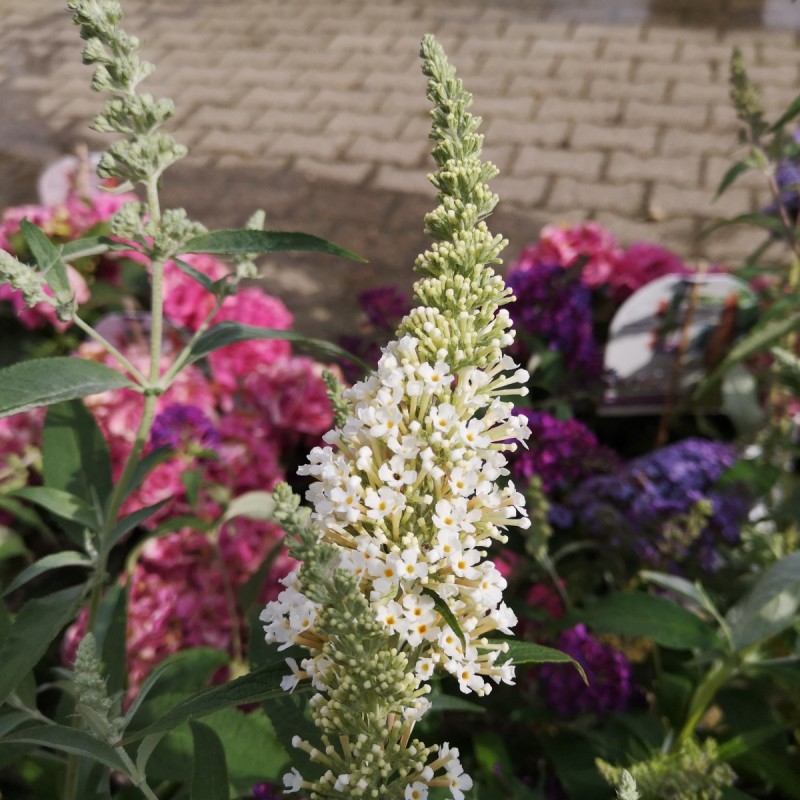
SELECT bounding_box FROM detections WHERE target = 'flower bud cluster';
[73,633,124,744]
[260,35,529,800]
[69,0,185,185]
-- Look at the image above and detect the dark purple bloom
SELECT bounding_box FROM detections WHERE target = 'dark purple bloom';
[566,438,749,571]
[764,128,800,222]
[150,403,220,453]
[509,409,620,495]
[252,784,286,800]
[357,285,411,331]
[507,262,604,390]
[538,624,633,718]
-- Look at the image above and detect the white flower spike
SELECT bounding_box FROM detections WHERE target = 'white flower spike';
[260,34,529,799]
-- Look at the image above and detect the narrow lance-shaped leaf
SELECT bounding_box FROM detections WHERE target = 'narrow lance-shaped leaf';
[122,661,288,744]
[696,309,800,399]
[0,585,83,707]
[726,550,800,651]
[714,161,754,200]
[185,321,368,369]
[61,235,134,262]
[102,499,171,556]
[770,94,800,132]
[183,229,366,262]
[43,399,112,512]
[422,587,465,649]
[500,639,588,684]
[11,486,98,531]
[0,724,129,774]
[2,551,92,597]
[189,721,230,800]
[702,212,788,238]
[571,591,723,651]
[19,219,71,297]
[0,357,136,418]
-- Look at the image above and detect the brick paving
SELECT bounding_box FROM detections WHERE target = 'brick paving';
[0,0,798,337]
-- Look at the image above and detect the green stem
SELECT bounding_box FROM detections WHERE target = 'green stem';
[674,657,738,749]
[117,746,161,800]
[72,313,148,386]
[87,178,167,632]
[160,293,226,387]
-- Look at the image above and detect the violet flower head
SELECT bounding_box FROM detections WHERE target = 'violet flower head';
[538,624,633,718]
[509,410,620,495]
[507,261,604,389]
[566,438,749,571]
[357,285,411,331]
[150,403,220,453]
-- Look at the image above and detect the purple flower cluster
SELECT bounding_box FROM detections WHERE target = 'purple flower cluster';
[339,285,412,381]
[509,410,620,495]
[150,403,221,453]
[766,129,800,223]
[507,262,603,389]
[566,438,750,571]
[538,624,633,719]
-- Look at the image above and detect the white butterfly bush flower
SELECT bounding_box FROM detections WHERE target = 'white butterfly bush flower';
[260,34,530,800]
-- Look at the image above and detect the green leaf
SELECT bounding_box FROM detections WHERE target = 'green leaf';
[703,212,787,238]
[11,486,97,530]
[573,592,722,650]
[123,446,173,502]
[190,721,229,800]
[640,570,730,646]
[181,468,203,510]
[96,583,128,697]
[43,399,112,514]
[19,219,70,297]
[501,639,587,684]
[2,551,92,596]
[0,712,31,738]
[223,491,276,524]
[185,321,367,368]
[0,724,128,773]
[0,357,135,418]
[0,585,83,707]
[717,724,787,761]
[142,699,288,793]
[697,309,800,398]
[61,236,131,262]
[136,732,166,776]
[122,661,287,744]
[102,499,170,555]
[0,496,51,537]
[429,693,485,714]
[173,257,216,291]
[421,587,466,649]
[0,531,28,564]
[726,551,800,651]
[770,94,800,132]
[714,161,753,200]
[123,648,230,730]
[183,229,366,262]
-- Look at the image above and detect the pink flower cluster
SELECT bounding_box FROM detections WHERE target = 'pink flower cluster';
[61,259,336,691]
[0,188,135,329]
[510,221,690,303]
[0,188,336,692]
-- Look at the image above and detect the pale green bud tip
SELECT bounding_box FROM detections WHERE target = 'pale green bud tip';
[0,251,52,308]
[616,770,640,800]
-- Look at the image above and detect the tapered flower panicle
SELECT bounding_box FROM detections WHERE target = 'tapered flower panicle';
[260,35,530,800]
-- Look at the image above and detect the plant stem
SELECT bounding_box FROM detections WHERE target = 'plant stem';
[87,177,167,632]
[72,313,148,386]
[160,293,226,387]
[117,746,161,800]
[674,657,738,749]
